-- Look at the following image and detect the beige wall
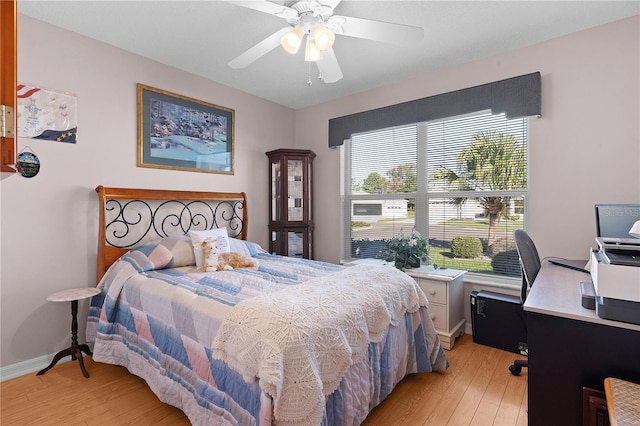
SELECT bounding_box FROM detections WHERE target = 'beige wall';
[1,14,638,373]
[0,16,295,369]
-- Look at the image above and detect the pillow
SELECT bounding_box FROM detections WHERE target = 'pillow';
[156,235,196,267]
[129,243,174,272]
[127,235,197,271]
[189,228,230,270]
[228,238,267,257]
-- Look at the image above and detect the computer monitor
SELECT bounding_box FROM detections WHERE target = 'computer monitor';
[595,204,640,238]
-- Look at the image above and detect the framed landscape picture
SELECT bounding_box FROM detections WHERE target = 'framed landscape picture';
[137,84,234,174]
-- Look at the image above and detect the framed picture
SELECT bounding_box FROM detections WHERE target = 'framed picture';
[17,83,78,143]
[137,84,234,174]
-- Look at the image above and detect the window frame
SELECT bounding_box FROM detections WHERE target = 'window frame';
[341,112,528,280]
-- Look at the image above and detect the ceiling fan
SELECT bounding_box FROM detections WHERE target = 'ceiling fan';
[227,0,424,83]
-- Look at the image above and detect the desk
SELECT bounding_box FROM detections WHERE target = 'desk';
[524,260,640,426]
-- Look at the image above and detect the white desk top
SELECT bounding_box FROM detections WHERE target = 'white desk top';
[524,260,640,332]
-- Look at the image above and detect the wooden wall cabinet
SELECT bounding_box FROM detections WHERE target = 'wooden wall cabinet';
[266,148,315,259]
[1,0,17,173]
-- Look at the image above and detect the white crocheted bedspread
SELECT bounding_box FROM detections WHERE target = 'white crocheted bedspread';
[211,264,428,426]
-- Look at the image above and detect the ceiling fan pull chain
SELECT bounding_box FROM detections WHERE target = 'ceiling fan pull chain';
[307,62,313,86]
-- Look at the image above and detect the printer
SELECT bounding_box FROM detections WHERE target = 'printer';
[588,205,640,324]
[590,236,640,324]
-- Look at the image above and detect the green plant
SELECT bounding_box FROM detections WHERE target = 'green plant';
[384,230,430,270]
[451,235,483,259]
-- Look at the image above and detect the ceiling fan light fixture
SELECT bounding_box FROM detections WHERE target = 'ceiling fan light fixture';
[311,23,334,51]
[304,38,322,62]
[280,27,304,54]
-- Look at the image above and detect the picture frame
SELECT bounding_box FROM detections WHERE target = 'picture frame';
[17,83,78,143]
[137,84,234,174]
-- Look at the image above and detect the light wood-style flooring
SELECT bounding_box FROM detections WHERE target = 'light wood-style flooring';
[1,334,527,425]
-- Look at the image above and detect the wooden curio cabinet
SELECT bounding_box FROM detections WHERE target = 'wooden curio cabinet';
[266,148,315,259]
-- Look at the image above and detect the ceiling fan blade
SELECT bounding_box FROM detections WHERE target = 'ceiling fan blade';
[321,0,342,11]
[228,27,290,69]
[228,1,297,19]
[330,15,424,45]
[316,48,343,83]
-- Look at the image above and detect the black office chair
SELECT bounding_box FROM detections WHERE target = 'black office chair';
[509,229,542,376]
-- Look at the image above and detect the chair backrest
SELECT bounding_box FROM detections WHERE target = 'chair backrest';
[514,229,542,304]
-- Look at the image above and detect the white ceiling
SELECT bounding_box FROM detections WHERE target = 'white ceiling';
[18,1,640,110]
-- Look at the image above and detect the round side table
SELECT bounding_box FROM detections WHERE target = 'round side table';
[37,287,101,378]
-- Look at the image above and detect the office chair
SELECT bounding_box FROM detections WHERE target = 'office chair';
[509,229,542,376]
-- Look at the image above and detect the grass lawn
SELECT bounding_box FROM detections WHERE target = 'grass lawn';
[444,218,522,232]
[428,246,494,272]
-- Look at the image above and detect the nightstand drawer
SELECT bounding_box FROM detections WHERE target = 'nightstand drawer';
[428,303,447,331]
[418,279,447,305]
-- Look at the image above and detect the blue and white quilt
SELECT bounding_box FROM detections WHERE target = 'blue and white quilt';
[87,236,448,425]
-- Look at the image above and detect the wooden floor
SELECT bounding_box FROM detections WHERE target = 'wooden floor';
[1,334,527,425]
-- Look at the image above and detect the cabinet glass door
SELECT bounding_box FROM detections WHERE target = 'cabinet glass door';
[287,159,303,222]
[271,160,281,221]
[287,231,304,258]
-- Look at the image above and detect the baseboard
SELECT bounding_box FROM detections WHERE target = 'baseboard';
[0,353,70,382]
[465,322,473,335]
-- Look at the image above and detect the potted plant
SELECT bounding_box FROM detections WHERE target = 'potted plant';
[384,230,430,271]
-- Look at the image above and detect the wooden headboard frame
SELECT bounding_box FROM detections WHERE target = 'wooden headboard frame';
[95,185,248,284]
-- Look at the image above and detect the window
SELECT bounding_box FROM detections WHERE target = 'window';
[341,111,527,279]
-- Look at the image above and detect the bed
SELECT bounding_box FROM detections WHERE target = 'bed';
[86,185,449,426]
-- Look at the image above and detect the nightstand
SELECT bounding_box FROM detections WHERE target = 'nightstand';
[404,266,466,350]
[37,287,101,378]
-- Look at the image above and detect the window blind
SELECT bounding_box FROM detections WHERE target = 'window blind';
[343,110,527,279]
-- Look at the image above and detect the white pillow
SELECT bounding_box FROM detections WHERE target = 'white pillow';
[188,228,230,270]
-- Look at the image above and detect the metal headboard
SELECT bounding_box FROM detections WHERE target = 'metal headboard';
[95,185,248,283]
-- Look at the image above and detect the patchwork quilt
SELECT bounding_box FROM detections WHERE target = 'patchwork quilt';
[87,237,449,425]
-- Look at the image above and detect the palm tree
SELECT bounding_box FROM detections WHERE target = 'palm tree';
[386,163,417,193]
[431,131,526,246]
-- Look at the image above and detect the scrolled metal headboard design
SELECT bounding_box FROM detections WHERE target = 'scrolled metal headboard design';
[104,198,245,249]
[95,186,249,283]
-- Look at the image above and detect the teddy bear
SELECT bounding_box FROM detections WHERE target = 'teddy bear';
[201,239,258,272]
